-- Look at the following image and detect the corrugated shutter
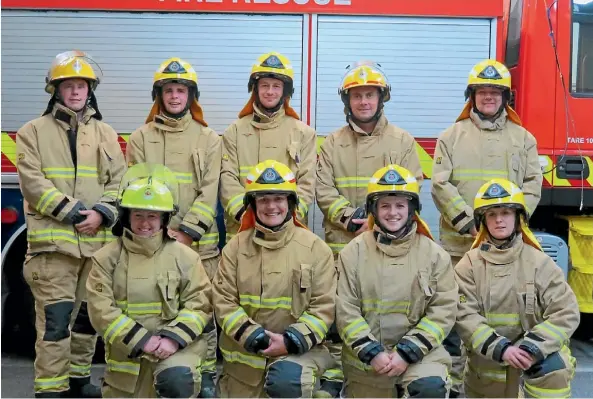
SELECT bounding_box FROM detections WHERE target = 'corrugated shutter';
[1,11,303,133]
[315,15,493,137]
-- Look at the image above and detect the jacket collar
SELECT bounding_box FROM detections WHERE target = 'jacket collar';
[52,103,96,131]
[252,217,296,250]
[478,233,523,264]
[372,221,416,257]
[469,108,508,131]
[348,112,388,136]
[153,111,193,133]
[250,103,286,130]
[122,228,164,257]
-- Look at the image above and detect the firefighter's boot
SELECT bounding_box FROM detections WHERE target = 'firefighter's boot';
[314,379,342,398]
[67,377,101,398]
[199,372,217,398]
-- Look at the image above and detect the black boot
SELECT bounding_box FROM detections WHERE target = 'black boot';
[198,372,217,398]
[67,377,102,398]
[35,392,65,398]
[314,379,342,398]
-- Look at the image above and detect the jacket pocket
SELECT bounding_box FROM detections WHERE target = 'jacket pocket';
[407,272,436,324]
[157,271,181,320]
[291,263,312,318]
[98,141,117,184]
[192,149,205,188]
[388,150,401,165]
[507,149,527,186]
[287,141,301,169]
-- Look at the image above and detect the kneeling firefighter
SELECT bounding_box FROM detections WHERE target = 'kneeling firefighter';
[213,160,337,397]
[455,178,579,398]
[86,164,213,398]
[336,165,457,398]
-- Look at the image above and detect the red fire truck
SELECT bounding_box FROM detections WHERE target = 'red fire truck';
[1,0,591,351]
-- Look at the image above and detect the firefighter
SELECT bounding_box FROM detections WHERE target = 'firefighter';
[315,61,423,397]
[16,51,126,398]
[455,178,579,398]
[86,163,213,398]
[336,164,456,398]
[213,160,336,398]
[431,59,543,397]
[125,57,221,397]
[220,51,317,243]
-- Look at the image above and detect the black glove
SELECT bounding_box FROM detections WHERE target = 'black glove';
[244,327,270,354]
[346,207,367,232]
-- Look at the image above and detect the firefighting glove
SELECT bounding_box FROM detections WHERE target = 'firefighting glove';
[345,207,367,232]
[64,201,88,225]
[244,327,270,354]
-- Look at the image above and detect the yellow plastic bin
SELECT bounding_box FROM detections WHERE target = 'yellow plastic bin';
[566,216,593,313]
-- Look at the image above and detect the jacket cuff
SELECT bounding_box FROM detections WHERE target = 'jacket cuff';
[396,338,425,364]
[123,323,151,358]
[451,207,474,233]
[129,331,152,358]
[519,340,545,364]
[159,329,189,349]
[92,204,115,227]
[358,341,384,365]
[60,200,87,224]
[179,223,203,242]
[458,220,475,235]
[493,337,512,362]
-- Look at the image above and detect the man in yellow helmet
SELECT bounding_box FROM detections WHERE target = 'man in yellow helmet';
[220,52,317,242]
[336,165,456,398]
[213,160,337,397]
[16,50,126,398]
[86,164,213,398]
[125,57,221,397]
[455,178,578,398]
[315,61,423,397]
[431,59,543,397]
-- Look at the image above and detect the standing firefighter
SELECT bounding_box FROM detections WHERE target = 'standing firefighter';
[86,164,213,398]
[16,50,126,398]
[213,160,337,397]
[220,51,317,242]
[315,61,423,397]
[126,57,221,396]
[431,59,543,396]
[455,179,579,398]
[336,165,456,398]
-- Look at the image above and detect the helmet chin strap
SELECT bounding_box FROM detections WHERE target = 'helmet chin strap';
[254,86,284,114]
[158,86,195,120]
[470,90,508,122]
[345,90,385,126]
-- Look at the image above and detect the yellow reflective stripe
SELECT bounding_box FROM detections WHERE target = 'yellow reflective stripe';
[342,317,368,345]
[175,172,193,184]
[220,347,266,369]
[70,363,91,377]
[42,167,75,179]
[177,309,206,333]
[222,308,248,335]
[417,317,445,343]
[126,302,162,315]
[328,196,350,222]
[328,242,346,253]
[471,324,495,350]
[102,190,118,197]
[335,176,371,188]
[116,300,127,311]
[107,359,140,375]
[486,313,521,326]
[444,195,465,218]
[37,187,60,212]
[538,320,568,343]
[239,165,253,178]
[321,368,344,381]
[28,229,78,244]
[34,375,69,391]
[468,363,506,382]
[298,312,329,338]
[239,295,292,310]
[362,299,409,314]
[192,233,219,246]
[227,193,245,215]
[104,314,133,344]
[191,201,216,220]
[77,166,98,177]
[524,382,570,398]
[452,169,508,181]
[298,202,308,219]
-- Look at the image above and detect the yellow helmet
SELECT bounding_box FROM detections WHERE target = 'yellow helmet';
[45,51,101,94]
[465,59,511,99]
[152,57,199,100]
[366,164,420,212]
[473,178,527,225]
[248,52,294,97]
[339,61,391,102]
[244,160,298,207]
[117,163,179,213]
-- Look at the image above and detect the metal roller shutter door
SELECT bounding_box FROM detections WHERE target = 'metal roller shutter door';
[1,11,304,133]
